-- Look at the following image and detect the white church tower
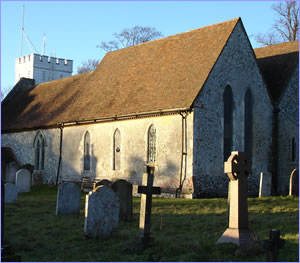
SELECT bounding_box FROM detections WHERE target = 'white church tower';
[15,54,73,85]
[15,6,73,85]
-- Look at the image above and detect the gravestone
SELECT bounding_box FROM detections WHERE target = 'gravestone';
[217,151,257,247]
[289,168,299,196]
[5,183,18,204]
[21,164,34,174]
[32,171,43,186]
[5,162,19,184]
[15,169,31,193]
[84,185,120,238]
[56,182,81,215]
[259,172,272,198]
[111,179,133,221]
[96,179,112,188]
[138,163,161,243]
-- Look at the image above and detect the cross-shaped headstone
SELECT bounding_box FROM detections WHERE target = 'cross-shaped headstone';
[217,151,257,247]
[138,163,161,243]
[225,151,251,229]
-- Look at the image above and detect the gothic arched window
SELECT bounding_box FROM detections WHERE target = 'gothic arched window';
[244,89,253,163]
[147,125,156,163]
[113,129,121,170]
[84,131,91,171]
[34,132,45,170]
[224,85,233,162]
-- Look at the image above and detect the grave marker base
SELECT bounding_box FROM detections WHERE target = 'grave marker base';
[217,228,258,247]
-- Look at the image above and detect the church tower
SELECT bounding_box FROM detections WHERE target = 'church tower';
[15,54,73,85]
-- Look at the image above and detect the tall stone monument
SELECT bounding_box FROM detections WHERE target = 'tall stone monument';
[217,151,257,247]
[138,163,161,243]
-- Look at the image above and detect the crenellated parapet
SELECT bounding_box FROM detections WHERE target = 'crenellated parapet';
[15,53,73,85]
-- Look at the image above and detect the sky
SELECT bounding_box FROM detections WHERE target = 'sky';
[1,1,280,94]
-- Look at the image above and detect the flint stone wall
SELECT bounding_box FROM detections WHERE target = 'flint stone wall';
[1,129,61,184]
[277,65,299,195]
[192,20,273,197]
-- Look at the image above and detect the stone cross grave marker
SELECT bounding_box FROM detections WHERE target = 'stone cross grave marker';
[111,179,133,221]
[289,168,299,196]
[5,162,19,184]
[138,163,161,243]
[259,172,272,198]
[217,151,257,247]
[56,182,81,216]
[84,185,120,238]
[16,168,31,193]
[5,183,18,204]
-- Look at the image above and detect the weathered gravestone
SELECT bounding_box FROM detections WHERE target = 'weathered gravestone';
[111,179,133,221]
[289,168,299,196]
[96,179,112,188]
[16,169,31,193]
[5,162,19,184]
[5,183,18,204]
[217,151,257,247]
[138,163,161,243]
[84,185,120,238]
[259,172,272,198]
[56,182,81,215]
[32,171,43,186]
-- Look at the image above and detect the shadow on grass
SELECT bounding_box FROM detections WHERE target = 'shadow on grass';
[3,186,299,262]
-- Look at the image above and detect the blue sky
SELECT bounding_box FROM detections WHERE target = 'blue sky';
[1,1,279,93]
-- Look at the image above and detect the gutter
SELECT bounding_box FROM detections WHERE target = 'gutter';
[176,111,190,198]
[55,123,64,185]
[2,107,191,134]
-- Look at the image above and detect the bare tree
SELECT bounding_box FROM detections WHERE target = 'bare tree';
[77,59,100,74]
[1,85,12,102]
[97,26,163,52]
[255,1,299,46]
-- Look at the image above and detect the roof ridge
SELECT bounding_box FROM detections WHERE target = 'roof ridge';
[107,17,240,55]
[254,40,299,52]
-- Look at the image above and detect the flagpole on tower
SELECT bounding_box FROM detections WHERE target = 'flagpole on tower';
[21,5,24,57]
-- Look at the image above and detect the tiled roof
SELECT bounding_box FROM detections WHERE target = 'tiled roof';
[254,41,299,102]
[2,18,240,132]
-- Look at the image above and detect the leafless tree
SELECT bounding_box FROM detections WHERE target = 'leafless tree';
[77,59,100,74]
[97,26,163,52]
[1,85,12,102]
[255,1,299,46]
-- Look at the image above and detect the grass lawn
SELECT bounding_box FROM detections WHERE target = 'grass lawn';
[3,185,299,262]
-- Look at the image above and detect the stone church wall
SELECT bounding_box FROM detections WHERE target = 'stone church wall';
[192,21,273,197]
[277,65,299,195]
[60,114,194,197]
[1,129,61,183]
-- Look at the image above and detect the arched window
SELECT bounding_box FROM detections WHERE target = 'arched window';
[84,131,91,171]
[291,137,296,163]
[113,129,121,170]
[148,125,156,163]
[34,132,45,170]
[223,85,233,161]
[244,89,253,163]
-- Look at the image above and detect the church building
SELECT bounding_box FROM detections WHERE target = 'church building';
[2,18,298,198]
